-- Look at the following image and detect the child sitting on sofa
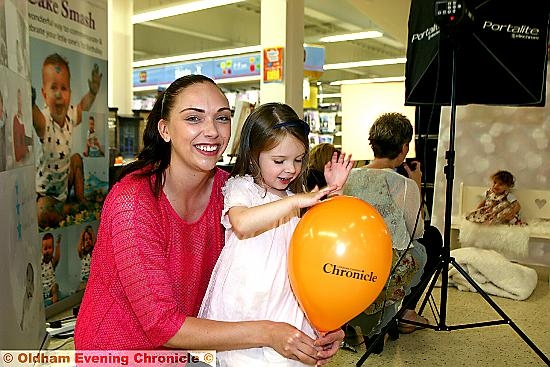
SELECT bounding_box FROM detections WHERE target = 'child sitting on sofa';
[465,170,524,225]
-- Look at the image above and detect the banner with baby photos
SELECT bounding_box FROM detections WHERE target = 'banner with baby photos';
[0,0,44,349]
[28,0,108,316]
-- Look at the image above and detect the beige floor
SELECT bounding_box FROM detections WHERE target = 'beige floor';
[328,276,550,367]
[47,275,550,367]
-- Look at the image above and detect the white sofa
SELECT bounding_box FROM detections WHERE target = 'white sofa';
[452,183,550,269]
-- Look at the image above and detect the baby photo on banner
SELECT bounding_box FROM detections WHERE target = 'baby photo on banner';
[28,0,108,307]
[1,0,44,349]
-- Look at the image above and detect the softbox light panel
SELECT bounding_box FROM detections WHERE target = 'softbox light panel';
[405,0,550,106]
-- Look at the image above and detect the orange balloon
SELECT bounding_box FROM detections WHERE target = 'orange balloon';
[288,195,392,332]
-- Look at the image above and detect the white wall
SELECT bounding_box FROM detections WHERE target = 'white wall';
[108,0,133,114]
[432,70,550,232]
[341,82,416,160]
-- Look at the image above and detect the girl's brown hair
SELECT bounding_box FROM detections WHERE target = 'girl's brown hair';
[308,143,339,172]
[491,170,515,188]
[232,102,310,194]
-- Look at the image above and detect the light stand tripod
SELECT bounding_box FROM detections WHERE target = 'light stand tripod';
[356,3,549,365]
[414,43,549,364]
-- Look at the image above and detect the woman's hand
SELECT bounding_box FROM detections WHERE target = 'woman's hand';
[404,160,422,191]
[314,328,345,365]
[324,152,354,193]
[268,322,326,365]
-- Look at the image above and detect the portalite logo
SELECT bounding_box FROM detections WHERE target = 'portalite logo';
[323,263,378,282]
[482,20,541,41]
[411,24,440,43]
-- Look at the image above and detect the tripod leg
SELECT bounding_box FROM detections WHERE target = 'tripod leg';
[355,318,399,367]
[418,261,442,316]
[449,258,550,364]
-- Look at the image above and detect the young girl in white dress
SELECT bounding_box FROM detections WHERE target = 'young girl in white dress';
[465,170,524,225]
[199,102,353,366]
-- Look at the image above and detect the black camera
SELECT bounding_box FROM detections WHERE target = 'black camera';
[406,160,418,170]
[395,160,418,178]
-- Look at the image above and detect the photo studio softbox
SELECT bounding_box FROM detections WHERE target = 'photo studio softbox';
[405,0,550,106]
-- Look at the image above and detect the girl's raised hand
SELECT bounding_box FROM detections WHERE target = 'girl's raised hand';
[324,152,354,192]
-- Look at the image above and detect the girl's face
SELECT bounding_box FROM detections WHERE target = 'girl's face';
[491,179,509,195]
[159,82,231,173]
[41,63,71,124]
[258,133,306,196]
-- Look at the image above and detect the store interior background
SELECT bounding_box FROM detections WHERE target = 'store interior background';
[120,0,413,168]
[115,0,418,201]
[130,0,409,110]
[114,0,550,281]
[122,0,550,230]
[3,0,548,362]
[120,3,550,362]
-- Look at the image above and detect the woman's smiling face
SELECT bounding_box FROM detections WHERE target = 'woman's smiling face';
[159,82,231,173]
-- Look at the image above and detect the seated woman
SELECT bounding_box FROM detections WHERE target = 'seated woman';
[343,112,442,353]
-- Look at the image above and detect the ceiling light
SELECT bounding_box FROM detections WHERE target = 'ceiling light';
[133,45,262,68]
[324,58,406,70]
[330,76,405,86]
[132,0,245,24]
[319,31,383,43]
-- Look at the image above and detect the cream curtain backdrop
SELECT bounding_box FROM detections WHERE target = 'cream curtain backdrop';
[431,67,550,232]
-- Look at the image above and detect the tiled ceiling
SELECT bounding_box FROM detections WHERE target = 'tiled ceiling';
[133,0,411,93]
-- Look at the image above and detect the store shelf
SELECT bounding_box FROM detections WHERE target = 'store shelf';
[304,104,342,148]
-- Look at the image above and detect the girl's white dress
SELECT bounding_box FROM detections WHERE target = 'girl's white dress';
[199,175,315,367]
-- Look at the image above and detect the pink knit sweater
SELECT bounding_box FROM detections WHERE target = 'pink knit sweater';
[75,168,228,349]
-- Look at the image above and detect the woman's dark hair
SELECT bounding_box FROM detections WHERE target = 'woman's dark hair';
[491,170,515,188]
[117,74,225,197]
[232,102,310,194]
[369,112,413,159]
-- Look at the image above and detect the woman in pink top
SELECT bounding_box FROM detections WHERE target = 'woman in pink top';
[74,74,343,365]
